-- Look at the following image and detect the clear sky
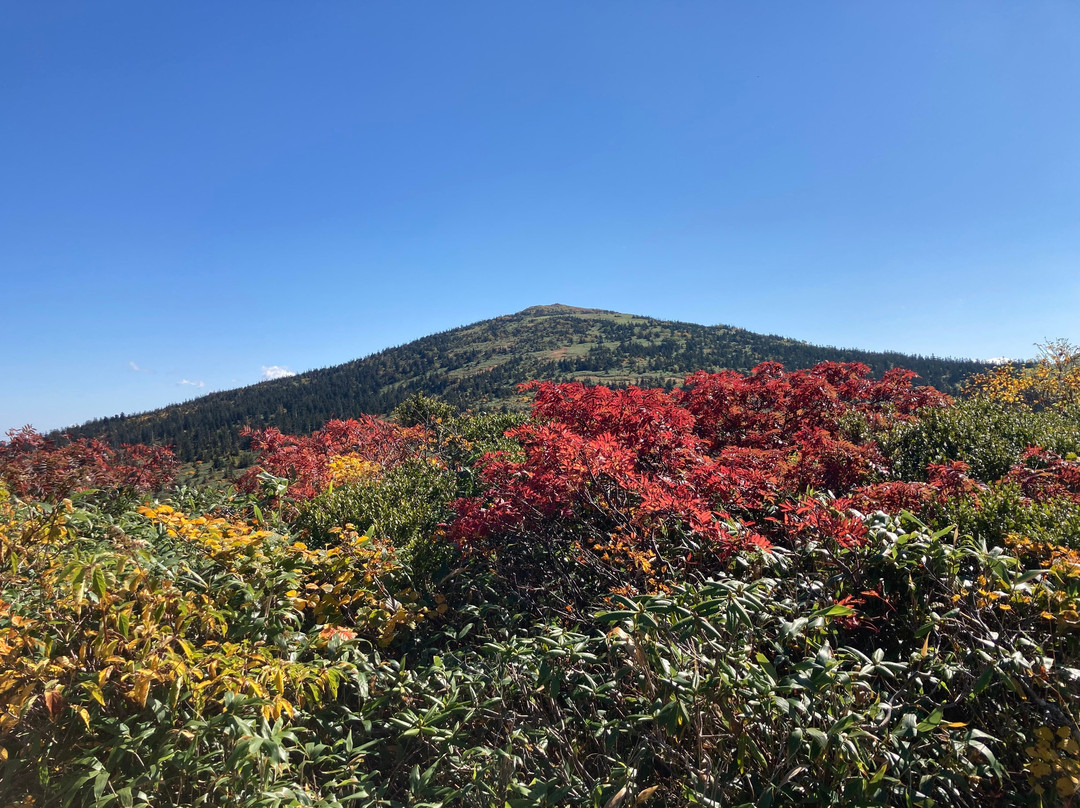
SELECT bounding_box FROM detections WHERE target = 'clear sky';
[3,2,1079,433]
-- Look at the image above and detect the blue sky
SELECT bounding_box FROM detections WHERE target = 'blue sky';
[2,2,1079,433]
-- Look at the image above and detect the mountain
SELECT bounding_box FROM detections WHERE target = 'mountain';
[62,304,989,463]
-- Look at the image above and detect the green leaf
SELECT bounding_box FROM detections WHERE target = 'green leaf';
[91,566,108,600]
[755,652,778,683]
[1013,568,1048,585]
[970,666,994,696]
[805,728,828,754]
[916,708,943,732]
[809,604,856,620]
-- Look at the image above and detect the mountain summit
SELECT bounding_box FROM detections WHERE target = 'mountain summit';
[514,303,614,316]
[65,306,988,462]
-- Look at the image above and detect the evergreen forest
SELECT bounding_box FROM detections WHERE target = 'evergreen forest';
[61,306,990,465]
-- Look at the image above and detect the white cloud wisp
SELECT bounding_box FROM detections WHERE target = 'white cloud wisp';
[262,365,297,381]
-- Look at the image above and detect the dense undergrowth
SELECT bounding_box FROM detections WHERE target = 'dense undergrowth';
[2,349,1079,807]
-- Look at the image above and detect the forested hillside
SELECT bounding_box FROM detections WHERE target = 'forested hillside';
[63,305,990,462]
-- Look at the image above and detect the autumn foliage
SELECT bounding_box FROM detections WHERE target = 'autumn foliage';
[239,416,429,500]
[966,339,1080,412]
[450,363,955,593]
[4,356,1080,807]
[1005,447,1080,504]
[0,426,176,502]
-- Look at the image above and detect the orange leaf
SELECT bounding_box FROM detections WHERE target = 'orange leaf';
[44,688,65,719]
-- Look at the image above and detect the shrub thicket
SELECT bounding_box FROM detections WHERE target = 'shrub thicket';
[2,361,1079,807]
[882,397,1080,483]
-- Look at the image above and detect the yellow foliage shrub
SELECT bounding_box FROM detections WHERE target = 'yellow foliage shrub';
[326,453,382,486]
[1026,725,1080,799]
[967,339,1080,411]
[0,493,429,758]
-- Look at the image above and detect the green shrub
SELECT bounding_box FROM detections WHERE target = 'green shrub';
[882,398,1080,483]
[938,481,1080,551]
[294,458,456,566]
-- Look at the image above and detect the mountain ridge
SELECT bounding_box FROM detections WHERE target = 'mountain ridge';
[60,305,990,463]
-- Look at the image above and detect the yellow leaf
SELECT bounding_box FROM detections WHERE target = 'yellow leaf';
[1056,775,1079,798]
[83,682,105,707]
[175,637,196,660]
[130,673,151,708]
[635,785,660,804]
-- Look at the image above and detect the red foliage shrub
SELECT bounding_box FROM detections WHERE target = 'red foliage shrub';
[847,481,937,514]
[926,460,985,505]
[450,362,947,573]
[778,496,869,549]
[1004,448,1080,504]
[451,382,746,563]
[678,362,947,453]
[0,427,177,501]
[240,417,429,500]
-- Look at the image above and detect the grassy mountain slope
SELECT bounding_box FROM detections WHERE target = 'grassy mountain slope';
[64,304,989,462]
